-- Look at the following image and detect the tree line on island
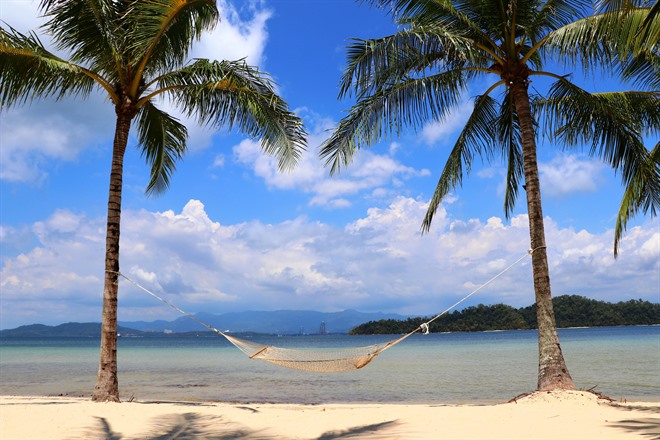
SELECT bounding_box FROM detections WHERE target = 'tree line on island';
[349,295,660,335]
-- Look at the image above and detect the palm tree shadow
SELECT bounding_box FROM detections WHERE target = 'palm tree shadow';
[316,420,399,439]
[608,418,660,439]
[88,417,123,440]
[87,413,266,439]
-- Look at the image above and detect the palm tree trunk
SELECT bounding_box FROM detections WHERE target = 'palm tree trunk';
[511,80,576,391]
[92,112,131,402]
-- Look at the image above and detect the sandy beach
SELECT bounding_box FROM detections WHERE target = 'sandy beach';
[1,391,658,439]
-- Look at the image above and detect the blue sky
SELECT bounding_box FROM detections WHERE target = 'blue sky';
[1,0,658,330]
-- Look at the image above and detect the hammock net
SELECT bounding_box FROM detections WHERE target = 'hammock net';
[223,333,410,372]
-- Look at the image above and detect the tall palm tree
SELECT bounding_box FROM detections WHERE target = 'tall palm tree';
[321,0,658,391]
[0,0,306,402]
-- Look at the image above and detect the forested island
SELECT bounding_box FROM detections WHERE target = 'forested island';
[349,295,660,334]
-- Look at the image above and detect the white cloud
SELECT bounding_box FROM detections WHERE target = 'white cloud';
[472,154,607,200]
[194,0,271,66]
[232,120,430,208]
[0,93,116,183]
[1,198,657,329]
[539,155,606,196]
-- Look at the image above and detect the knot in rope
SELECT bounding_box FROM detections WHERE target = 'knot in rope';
[420,323,430,335]
[528,245,547,255]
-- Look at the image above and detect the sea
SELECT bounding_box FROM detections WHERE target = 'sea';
[1,326,658,404]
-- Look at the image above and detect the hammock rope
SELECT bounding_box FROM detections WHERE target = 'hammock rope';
[111,247,541,372]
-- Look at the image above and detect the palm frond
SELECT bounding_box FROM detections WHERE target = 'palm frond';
[39,0,124,81]
[545,8,658,70]
[368,0,506,55]
[157,59,305,172]
[421,93,499,232]
[369,0,464,27]
[540,78,659,184]
[640,1,660,32]
[136,101,189,196]
[322,70,468,175]
[129,0,218,90]
[614,141,660,257]
[410,0,499,43]
[0,25,100,107]
[593,0,650,13]
[498,89,524,219]
[339,29,479,101]
[617,48,660,89]
[531,0,591,39]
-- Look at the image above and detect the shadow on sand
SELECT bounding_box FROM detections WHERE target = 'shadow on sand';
[609,418,660,439]
[85,412,399,439]
[608,404,660,439]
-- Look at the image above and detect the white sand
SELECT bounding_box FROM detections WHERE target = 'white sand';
[1,391,658,439]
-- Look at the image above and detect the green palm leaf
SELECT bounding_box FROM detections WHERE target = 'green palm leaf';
[541,79,659,183]
[617,50,660,89]
[498,90,525,219]
[421,94,499,231]
[323,70,467,175]
[0,25,100,106]
[39,0,125,82]
[128,0,218,86]
[545,8,659,68]
[614,141,660,257]
[339,30,480,100]
[136,102,189,196]
[157,59,306,172]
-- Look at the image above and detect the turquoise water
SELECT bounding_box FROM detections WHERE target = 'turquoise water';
[1,326,658,404]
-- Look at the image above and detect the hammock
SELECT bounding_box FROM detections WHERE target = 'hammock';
[115,249,537,373]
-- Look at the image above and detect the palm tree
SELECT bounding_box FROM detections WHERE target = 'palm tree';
[321,0,657,391]
[0,0,305,402]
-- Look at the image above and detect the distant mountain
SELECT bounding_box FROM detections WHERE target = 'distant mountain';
[0,322,145,338]
[0,310,408,337]
[119,309,407,334]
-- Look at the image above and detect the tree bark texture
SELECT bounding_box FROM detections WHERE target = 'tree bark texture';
[92,111,131,402]
[510,79,576,391]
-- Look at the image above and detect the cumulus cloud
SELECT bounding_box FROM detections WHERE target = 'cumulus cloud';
[233,118,430,208]
[473,154,607,201]
[539,155,606,196]
[194,0,271,66]
[1,198,657,328]
[0,96,115,183]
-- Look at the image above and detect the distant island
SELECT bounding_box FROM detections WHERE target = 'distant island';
[349,295,660,335]
[1,296,657,338]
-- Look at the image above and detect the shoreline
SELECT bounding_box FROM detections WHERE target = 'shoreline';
[2,391,659,439]
[4,390,660,406]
